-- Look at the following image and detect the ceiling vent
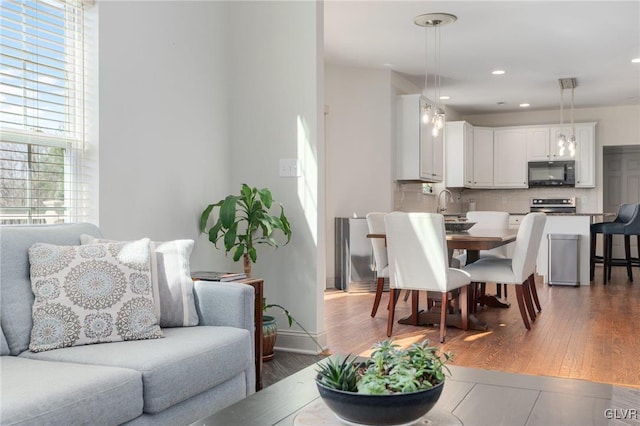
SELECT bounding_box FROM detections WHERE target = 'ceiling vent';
[558,78,577,89]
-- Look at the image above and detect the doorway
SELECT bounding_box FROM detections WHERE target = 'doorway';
[602,145,640,258]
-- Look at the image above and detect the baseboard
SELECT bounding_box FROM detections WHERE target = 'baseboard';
[274,329,328,355]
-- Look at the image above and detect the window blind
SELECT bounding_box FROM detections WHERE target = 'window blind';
[0,0,92,225]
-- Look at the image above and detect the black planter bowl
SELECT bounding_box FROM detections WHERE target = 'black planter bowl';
[315,379,444,426]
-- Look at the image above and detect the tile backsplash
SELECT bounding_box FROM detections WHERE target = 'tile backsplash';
[394,182,598,215]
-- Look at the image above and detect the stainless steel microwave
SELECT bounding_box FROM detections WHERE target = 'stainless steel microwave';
[528,161,575,187]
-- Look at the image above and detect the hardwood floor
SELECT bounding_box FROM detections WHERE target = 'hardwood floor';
[323,266,640,389]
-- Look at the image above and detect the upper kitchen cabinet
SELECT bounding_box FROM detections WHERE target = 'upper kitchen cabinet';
[396,94,443,182]
[573,123,596,188]
[525,127,552,161]
[493,128,528,188]
[470,127,494,188]
[444,121,473,187]
[444,121,493,188]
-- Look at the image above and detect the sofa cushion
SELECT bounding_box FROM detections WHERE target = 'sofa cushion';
[20,326,252,414]
[0,223,102,355]
[81,235,199,328]
[27,239,163,352]
[1,356,143,425]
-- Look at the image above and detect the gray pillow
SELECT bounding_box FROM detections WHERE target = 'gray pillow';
[81,235,199,327]
[28,239,163,352]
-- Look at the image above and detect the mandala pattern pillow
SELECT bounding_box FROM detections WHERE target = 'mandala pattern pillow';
[28,239,164,352]
[80,235,199,327]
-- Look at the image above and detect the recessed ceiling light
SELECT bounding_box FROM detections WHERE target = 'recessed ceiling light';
[632,58,640,63]
[439,95,450,100]
[492,70,506,75]
[520,103,530,108]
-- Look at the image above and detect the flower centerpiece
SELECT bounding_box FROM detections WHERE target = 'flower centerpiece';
[315,339,452,425]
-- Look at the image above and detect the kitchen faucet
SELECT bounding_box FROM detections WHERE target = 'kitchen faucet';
[437,189,454,214]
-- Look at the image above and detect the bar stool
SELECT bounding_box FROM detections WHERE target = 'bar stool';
[590,203,640,284]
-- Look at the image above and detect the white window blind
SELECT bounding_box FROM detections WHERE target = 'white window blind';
[0,0,93,225]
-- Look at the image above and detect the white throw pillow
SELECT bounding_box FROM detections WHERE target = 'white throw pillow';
[81,235,199,327]
[28,239,163,352]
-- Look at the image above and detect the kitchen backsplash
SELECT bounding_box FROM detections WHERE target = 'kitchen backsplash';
[394,182,598,215]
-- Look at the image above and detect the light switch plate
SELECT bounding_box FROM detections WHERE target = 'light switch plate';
[279,158,300,177]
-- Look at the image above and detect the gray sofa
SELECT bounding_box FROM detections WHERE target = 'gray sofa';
[0,223,255,425]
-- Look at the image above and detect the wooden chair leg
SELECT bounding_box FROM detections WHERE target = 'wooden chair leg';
[370,277,385,317]
[625,235,633,281]
[387,288,397,337]
[411,290,419,326]
[403,290,411,301]
[515,285,531,330]
[496,283,502,298]
[459,286,468,331]
[439,292,447,343]
[522,280,536,322]
[528,274,541,312]
[503,284,508,299]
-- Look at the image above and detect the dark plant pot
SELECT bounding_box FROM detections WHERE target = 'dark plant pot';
[316,378,444,426]
[262,315,277,362]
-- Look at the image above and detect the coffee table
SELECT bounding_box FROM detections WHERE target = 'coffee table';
[192,361,633,426]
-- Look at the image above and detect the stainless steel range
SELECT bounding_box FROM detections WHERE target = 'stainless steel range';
[530,197,577,214]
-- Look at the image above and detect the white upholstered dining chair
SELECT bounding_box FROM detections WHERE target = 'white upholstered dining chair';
[366,212,389,317]
[456,211,511,300]
[463,212,547,330]
[384,212,471,342]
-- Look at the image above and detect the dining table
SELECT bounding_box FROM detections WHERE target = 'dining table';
[367,226,518,331]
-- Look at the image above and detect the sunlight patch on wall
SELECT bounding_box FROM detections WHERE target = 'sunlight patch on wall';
[297,114,318,245]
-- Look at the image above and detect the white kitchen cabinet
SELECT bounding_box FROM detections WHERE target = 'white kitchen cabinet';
[396,94,443,182]
[574,123,596,188]
[470,127,494,188]
[444,121,473,187]
[493,128,528,188]
[525,127,552,161]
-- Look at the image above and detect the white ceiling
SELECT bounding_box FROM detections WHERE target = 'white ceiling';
[324,1,640,115]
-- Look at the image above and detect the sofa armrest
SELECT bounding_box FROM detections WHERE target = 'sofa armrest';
[193,280,255,332]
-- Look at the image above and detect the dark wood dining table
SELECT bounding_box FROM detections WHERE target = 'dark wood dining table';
[367,227,518,331]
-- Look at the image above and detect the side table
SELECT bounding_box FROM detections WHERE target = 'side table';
[192,276,264,391]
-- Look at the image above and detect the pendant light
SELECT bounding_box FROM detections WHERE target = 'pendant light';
[557,78,577,157]
[414,13,456,138]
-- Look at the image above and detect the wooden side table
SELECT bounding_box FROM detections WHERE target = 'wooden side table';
[193,276,264,391]
[237,278,264,391]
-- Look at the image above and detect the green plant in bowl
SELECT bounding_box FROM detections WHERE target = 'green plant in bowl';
[315,339,452,425]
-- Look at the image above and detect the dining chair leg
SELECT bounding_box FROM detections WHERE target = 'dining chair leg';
[459,286,468,331]
[370,277,385,317]
[503,284,508,299]
[403,290,411,302]
[625,235,633,281]
[522,280,536,322]
[411,290,419,326]
[387,288,398,337]
[528,274,541,312]
[439,292,447,343]
[514,285,531,330]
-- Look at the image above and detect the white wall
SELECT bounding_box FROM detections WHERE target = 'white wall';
[98,1,234,271]
[99,1,325,353]
[227,1,325,353]
[324,65,395,287]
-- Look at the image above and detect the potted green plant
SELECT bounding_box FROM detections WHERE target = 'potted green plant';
[199,183,291,278]
[200,184,322,360]
[315,339,452,425]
